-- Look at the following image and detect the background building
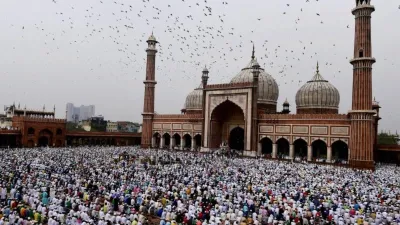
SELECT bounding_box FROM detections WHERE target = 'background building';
[107,121,118,132]
[66,103,95,122]
[117,121,140,133]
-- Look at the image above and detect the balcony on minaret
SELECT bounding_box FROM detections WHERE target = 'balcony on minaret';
[146,33,158,51]
[356,0,371,6]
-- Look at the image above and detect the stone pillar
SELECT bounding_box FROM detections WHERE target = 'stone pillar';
[181,138,185,151]
[192,137,196,151]
[272,144,277,159]
[160,137,165,149]
[307,145,312,162]
[170,137,175,150]
[289,144,294,159]
[151,137,155,148]
[327,146,332,163]
[257,142,262,156]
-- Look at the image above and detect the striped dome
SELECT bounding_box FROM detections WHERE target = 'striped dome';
[295,65,340,110]
[184,84,203,110]
[230,59,279,105]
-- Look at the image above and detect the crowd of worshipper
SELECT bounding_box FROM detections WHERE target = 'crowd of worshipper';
[0,147,399,225]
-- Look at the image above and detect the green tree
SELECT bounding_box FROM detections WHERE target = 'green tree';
[377,132,399,145]
[66,122,85,132]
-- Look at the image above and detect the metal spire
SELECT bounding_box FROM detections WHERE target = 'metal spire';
[251,44,255,60]
[316,61,320,74]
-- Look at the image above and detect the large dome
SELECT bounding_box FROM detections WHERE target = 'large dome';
[230,59,279,105]
[184,84,203,110]
[295,65,340,113]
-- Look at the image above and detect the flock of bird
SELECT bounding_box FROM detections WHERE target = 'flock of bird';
[2,0,399,109]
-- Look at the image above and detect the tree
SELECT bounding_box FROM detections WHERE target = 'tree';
[66,122,85,132]
[377,132,399,145]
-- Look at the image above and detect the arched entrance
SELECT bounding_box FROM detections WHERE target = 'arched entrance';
[293,139,308,158]
[153,133,161,148]
[183,134,192,149]
[229,127,245,151]
[276,138,290,158]
[173,133,181,149]
[210,100,245,149]
[312,140,327,161]
[331,140,349,162]
[38,137,49,147]
[163,133,171,148]
[194,134,202,150]
[38,129,53,147]
[260,137,273,155]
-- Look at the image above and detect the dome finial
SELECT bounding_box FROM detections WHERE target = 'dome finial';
[316,61,320,74]
[251,44,255,60]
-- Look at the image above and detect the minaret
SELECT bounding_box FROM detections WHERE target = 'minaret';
[349,0,376,169]
[141,32,158,148]
[282,99,290,114]
[201,65,209,148]
[201,66,209,87]
[251,58,260,156]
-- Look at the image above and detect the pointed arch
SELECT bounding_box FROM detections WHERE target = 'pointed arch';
[173,133,181,147]
[312,139,327,161]
[162,133,171,148]
[210,99,245,118]
[260,137,273,155]
[293,138,308,158]
[276,138,290,157]
[194,134,202,150]
[183,134,192,149]
[331,140,349,162]
[210,100,245,149]
[153,132,161,148]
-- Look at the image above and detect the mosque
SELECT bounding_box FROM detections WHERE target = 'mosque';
[141,0,380,169]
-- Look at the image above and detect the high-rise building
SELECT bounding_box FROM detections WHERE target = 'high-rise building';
[66,103,95,123]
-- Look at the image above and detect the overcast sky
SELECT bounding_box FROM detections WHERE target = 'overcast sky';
[0,0,399,132]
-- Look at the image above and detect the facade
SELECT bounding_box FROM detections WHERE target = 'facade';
[107,121,118,132]
[117,121,140,133]
[0,104,141,148]
[141,0,384,168]
[66,103,95,122]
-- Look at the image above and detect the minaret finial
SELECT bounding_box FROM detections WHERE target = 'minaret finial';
[251,44,255,60]
[316,61,319,73]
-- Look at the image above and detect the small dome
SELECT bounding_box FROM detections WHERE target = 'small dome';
[295,65,340,111]
[230,59,279,105]
[147,33,157,42]
[184,84,203,110]
[283,98,289,106]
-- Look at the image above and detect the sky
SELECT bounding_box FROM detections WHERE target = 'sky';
[0,0,399,132]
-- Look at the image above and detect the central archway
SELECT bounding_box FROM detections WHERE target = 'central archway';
[229,127,245,150]
[38,137,49,147]
[210,100,245,149]
[38,129,53,147]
